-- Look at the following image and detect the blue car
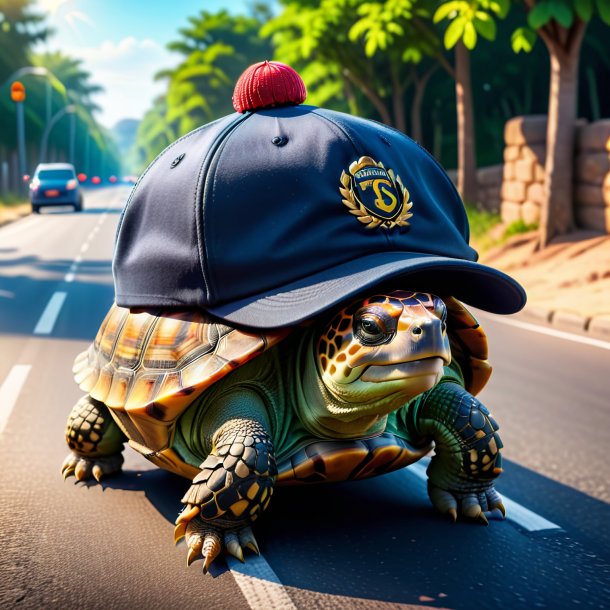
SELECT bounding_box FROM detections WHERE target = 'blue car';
[30,163,83,213]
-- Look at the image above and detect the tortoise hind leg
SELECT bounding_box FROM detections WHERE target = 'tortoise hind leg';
[62,395,126,482]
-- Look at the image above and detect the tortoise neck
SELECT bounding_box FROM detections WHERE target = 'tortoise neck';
[293,330,387,439]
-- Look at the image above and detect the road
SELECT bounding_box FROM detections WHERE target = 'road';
[0,186,609,609]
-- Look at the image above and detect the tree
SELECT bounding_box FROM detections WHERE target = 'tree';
[263,0,442,137]
[159,10,273,134]
[433,0,509,204]
[133,9,273,167]
[512,0,610,246]
[0,0,48,84]
[32,52,104,114]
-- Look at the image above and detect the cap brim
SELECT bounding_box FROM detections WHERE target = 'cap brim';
[207,251,526,328]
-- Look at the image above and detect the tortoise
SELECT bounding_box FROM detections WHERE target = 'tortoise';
[62,290,504,572]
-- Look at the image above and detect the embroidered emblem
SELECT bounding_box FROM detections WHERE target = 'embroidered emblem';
[340,156,413,230]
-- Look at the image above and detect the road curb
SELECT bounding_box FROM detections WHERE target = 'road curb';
[518,305,610,342]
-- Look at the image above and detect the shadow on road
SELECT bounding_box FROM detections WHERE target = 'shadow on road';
[96,457,610,608]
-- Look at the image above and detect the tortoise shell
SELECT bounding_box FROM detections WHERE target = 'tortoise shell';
[73,298,490,478]
[73,304,288,477]
[443,296,491,396]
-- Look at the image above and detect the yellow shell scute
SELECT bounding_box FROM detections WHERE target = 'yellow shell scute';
[444,297,492,395]
[73,303,289,455]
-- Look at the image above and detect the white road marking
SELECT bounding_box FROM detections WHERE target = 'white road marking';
[408,460,561,532]
[0,365,31,435]
[226,555,297,610]
[479,313,610,351]
[34,291,67,335]
[80,241,90,253]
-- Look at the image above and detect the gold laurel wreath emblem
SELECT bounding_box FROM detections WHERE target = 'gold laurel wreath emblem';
[339,156,413,230]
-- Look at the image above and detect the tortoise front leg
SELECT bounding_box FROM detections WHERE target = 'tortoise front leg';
[62,395,126,482]
[174,392,276,572]
[412,382,505,523]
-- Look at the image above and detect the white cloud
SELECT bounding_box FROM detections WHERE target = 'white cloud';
[58,36,179,128]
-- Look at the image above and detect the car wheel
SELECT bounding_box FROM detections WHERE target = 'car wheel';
[32,206,40,214]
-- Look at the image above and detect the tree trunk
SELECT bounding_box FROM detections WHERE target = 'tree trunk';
[454,42,477,203]
[538,21,586,247]
[343,69,393,127]
[411,65,438,144]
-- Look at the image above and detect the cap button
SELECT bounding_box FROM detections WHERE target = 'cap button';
[232,60,307,113]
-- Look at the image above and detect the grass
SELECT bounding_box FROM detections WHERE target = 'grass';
[464,202,538,252]
[0,192,28,208]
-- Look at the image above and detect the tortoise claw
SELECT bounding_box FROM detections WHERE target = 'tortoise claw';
[176,505,200,525]
[225,532,244,563]
[238,527,260,555]
[174,522,187,544]
[186,536,203,567]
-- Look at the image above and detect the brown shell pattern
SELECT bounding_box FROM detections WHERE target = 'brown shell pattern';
[444,297,491,396]
[73,304,289,455]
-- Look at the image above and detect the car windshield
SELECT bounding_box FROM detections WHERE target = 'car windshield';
[38,169,74,180]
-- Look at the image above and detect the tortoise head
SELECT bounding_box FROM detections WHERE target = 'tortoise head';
[316,291,451,413]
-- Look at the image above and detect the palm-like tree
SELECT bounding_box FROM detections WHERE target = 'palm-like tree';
[32,51,103,113]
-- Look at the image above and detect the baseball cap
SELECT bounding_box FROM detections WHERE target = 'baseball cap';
[113,62,525,328]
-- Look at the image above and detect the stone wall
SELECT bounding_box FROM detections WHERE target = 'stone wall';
[574,121,610,232]
[501,115,546,226]
[501,116,610,233]
[446,165,503,213]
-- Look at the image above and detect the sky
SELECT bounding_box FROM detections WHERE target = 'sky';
[33,0,258,129]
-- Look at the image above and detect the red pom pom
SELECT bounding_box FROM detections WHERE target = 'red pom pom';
[233,61,307,113]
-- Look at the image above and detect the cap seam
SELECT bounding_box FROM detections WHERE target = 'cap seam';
[195,113,251,305]
[113,119,222,257]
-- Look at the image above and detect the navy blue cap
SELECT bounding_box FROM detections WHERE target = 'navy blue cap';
[113,104,526,328]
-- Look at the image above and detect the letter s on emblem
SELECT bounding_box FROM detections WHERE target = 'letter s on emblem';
[372,179,398,213]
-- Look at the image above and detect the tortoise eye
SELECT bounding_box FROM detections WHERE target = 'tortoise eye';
[354,308,395,346]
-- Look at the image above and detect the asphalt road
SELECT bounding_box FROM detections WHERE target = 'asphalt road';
[0,186,609,609]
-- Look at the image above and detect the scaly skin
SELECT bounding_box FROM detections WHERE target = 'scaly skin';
[175,418,276,571]
[63,291,505,572]
[411,381,505,523]
[62,395,126,482]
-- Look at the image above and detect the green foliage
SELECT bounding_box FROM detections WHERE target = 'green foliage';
[511,26,537,52]
[32,52,103,113]
[504,218,538,237]
[0,192,27,207]
[524,0,609,34]
[133,9,272,168]
[433,0,508,49]
[0,0,48,84]
[464,203,501,242]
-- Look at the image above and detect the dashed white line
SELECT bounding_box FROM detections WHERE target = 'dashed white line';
[0,365,31,435]
[226,555,297,610]
[408,460,561,532]
[479,313,610,351]
[34,291,67,335]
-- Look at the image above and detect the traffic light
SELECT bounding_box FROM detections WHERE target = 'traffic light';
[10,81,26,103]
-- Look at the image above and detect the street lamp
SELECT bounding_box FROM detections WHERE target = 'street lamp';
[40,104,76,163]
[1,66,67,129]
[10,81,27,189]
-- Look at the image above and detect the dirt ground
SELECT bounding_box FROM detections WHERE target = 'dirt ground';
[480,230,610,336]
[0,202,30,228]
